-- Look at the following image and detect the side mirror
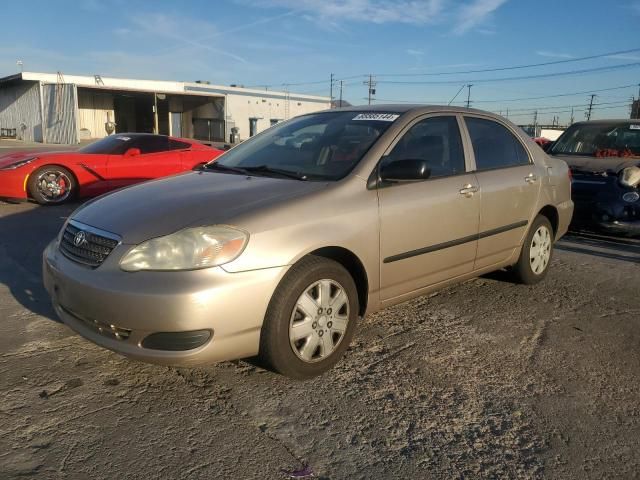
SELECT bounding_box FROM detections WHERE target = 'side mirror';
[124,147,141,157]
[380,159,431,182]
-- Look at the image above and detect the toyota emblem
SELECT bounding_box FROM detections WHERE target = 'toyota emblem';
[73,231,87,247]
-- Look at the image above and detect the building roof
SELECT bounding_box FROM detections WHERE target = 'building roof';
[0,71,329,104]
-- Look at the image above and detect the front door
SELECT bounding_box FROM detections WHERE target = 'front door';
[106,136,182,189]
[378,115,480,303]
[462,116,541,269]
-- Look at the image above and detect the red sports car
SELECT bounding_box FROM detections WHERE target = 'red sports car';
[0,133,223,205]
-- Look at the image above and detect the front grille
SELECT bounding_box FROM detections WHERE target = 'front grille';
[60,221,120,268]
[60,305,131,341]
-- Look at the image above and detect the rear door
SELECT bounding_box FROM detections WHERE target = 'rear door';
[462,116,541,270]
[378,114,480,303]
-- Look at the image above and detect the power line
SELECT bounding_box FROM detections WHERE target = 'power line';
[376,62,640,85]
[470,84,639,103]
[586,94,597,120]
[373,47,640,77]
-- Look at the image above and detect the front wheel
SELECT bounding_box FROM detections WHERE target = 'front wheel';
[512,215,554,284]
[259,256,359,379]
[28,166,77,205]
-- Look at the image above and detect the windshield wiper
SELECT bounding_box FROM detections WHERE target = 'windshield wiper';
[241,165,308,181]
[202,163,249,175]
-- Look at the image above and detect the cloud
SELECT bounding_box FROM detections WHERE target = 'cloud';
[536,50,574,59]
[407,49,424,56]
[453,0,509,34]
[243,0,446,25]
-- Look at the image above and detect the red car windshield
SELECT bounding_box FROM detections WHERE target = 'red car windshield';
[79,135,136,155]
[551,123,640,158]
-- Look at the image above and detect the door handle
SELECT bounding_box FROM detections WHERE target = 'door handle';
[525,173,538,184]
[459,184,479,197]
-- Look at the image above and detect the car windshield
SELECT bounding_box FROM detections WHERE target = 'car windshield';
[79,135,136,154]
[209,111,399,180]
[551,123,640,158]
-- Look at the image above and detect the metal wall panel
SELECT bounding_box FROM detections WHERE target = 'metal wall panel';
[42,83,79,144]
[0,81,44,142]
[77,90,114,139]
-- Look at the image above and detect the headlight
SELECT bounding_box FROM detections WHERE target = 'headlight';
[0,156,38,170]
[119,226,248,272]
[619,166,640,188]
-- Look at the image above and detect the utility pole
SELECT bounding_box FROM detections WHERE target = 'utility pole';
[330,73,334,108]
[364,75,377,105]
[586,94,596,121]
[339,80,343,106]
[533,110,538,137]
[466,84,473,108]
[570,107,574,125]
[506,108,509,119]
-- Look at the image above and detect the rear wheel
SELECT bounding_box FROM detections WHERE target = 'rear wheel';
[259,256,359,379]
[28,166,76,205]
[512,215,554,284]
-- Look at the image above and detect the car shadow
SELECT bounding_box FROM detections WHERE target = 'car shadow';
[0,201,83,323]
[556,232,640,264]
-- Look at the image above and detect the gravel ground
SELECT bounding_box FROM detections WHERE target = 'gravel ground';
[0,200,639,480]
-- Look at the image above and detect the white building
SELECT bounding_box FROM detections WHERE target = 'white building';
[0,72,330,144]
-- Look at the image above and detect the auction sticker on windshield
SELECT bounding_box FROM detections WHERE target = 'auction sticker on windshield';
[352,113,400,121]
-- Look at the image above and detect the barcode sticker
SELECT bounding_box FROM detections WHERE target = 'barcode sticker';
[352,113,400,122]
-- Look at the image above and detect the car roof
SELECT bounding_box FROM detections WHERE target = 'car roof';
[321,104,507,119]
[569,119,640,127]
[112,133,196,143]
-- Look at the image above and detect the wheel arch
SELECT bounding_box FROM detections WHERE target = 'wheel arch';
[307,246,369,317]
[537,205,559,239]
[26,163,79,199]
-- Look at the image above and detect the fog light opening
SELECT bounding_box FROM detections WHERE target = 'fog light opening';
[141,330,212,351]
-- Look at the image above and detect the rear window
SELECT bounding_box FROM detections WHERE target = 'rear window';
[551,123,640,157]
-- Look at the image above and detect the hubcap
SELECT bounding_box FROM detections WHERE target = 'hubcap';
[530,225,552,275]
[289,279,349,363]
[36,170,72,202]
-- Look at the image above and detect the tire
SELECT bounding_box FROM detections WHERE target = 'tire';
[259,255,359,379]
[512,215,554,285]
[28,166,77,205]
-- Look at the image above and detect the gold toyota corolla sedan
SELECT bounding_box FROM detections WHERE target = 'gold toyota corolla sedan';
[43,106,573,379]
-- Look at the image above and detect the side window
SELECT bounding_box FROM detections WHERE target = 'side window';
[465,117,530,170]
[168,139,190,150]
[386,116,465,178]
[135,136,169,154]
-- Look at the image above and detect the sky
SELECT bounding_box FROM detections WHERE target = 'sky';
[1,0,640,125]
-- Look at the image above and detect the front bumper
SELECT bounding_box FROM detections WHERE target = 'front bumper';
[43,240,288,366]
[0,169,30,200]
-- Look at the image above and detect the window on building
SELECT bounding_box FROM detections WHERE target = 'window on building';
[270,119,281,127]
[249,118,258,137]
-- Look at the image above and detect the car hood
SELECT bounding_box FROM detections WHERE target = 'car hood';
[552,154,640,174]
[72,171,328,244]
[0,150,77,169]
